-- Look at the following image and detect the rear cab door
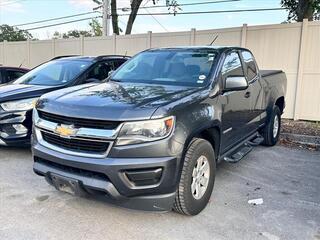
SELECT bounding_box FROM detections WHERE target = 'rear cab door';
[240,50,264,130]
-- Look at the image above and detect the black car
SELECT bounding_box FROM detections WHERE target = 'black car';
[0,55,129,146]
[32,47,286,215]
[0,66,29,84]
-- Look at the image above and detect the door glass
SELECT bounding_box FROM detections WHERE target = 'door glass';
[241,51,257,82]
[114,59,127,69]
[6,70,26,82]
[222,52,244,79]
[87,62,114,81]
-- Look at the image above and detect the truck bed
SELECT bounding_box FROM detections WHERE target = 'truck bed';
[260,70,283,77]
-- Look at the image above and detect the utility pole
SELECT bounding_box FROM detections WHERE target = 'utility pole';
[102,0,110,36]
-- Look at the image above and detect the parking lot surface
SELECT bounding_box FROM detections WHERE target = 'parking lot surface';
[0,146,319,240]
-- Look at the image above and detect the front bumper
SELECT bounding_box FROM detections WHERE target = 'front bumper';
[0,109,32,146]
[32,139,182,212]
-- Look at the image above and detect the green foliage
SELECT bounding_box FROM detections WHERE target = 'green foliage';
[0,24,33,42]
[52,19,103,39]
[281,0,320,22]
[89,19,102,37]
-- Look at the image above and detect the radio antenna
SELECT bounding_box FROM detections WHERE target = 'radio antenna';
[209,35,219,46]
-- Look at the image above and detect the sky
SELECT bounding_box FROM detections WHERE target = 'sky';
[0,0,289,39]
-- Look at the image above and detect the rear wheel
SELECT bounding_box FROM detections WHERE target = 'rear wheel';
[173,138,216,215]
[260,106,281,146]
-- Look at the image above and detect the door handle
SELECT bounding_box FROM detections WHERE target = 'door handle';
[244,92,251,98]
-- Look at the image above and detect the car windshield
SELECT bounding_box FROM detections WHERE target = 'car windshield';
[112,49,218,87]
[13,60,92,86]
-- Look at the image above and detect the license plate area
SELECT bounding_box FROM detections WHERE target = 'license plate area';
[50,173,86,196]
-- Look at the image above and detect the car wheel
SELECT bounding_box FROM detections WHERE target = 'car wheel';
[173,138,216,215]
[261,105,281,146]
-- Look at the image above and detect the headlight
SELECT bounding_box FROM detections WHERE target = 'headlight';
[116,116,175,146]
[0,97,38,112]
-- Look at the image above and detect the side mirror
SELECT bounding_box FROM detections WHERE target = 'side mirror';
[224,76,248,91]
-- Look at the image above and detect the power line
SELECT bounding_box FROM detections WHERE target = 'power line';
[13,11,99,27]
[118,0,241,10]
[23,16,102,31]
[116,7,288,16]
[144,8,169,32]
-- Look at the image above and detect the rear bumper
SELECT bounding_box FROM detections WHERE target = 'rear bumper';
[32,142,181,211]
[0,110,32,146]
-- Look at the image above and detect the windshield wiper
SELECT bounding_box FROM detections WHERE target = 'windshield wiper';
[108,78,122,83]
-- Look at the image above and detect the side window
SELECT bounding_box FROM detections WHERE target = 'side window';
[6,70,26,82]
[113,59,127,69]
[87,62,114,81]
[221,52,244,80]
[241,51,257,82]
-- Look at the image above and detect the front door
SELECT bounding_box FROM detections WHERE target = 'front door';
[220,51,252,152]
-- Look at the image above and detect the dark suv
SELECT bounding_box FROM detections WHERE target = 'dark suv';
[32,47,286,215]
[0,55,129,146]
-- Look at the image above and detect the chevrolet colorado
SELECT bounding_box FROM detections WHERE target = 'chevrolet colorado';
[32,47,286,215]
[0,55,129,146]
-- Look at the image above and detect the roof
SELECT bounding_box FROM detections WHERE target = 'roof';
[0,66,29,71]
[52,55,130,62]
[147,46,249,52]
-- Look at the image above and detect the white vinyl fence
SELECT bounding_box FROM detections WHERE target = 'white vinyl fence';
[0,20,319,121]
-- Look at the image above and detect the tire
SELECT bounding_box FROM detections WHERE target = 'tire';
[260,105,281,146]
[173,138,216,216]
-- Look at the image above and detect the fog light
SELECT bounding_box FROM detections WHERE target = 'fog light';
[125,168,163,186]
[12,124,28,135]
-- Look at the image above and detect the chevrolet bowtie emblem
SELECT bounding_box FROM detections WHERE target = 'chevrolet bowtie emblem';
[55,124,78,138]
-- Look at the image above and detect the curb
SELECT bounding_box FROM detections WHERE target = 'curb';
[281,133,320,150]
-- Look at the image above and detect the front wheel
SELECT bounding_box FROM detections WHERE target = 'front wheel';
[173,138,216,215]
[260,105,281,146]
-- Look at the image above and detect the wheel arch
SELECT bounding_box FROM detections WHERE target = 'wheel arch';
[182,122,221,162]
[275,96,285,114]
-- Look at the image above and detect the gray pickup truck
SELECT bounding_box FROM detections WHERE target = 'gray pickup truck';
[32,46,286,215]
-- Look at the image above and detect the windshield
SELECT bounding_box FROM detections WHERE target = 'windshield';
[112,49,218,87]
[13,60,92,86]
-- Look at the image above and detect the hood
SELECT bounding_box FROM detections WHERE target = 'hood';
[38,82,199,121]
[0,84,59,103]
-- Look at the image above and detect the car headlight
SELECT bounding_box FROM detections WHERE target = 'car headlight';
[0,97,38,112]
[116,116,175,146]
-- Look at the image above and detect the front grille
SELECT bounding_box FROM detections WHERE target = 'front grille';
[42,131,110,154]
[38,111,120,130]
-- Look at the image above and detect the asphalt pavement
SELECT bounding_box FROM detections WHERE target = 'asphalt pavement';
[0,145,319,240]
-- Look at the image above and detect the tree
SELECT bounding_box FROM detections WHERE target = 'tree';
[62,30,93,38]
[281,0,320,22]
[125,0,144,35]
[52,19,103,39]
[89,19,103,36]
[0,24,33,42]
[96,0,180,35]
[110,0,120,35]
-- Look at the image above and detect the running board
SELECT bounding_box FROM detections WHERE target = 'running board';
[223,144,253,163]
[220,132,264,163]
[247,134,264,146]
